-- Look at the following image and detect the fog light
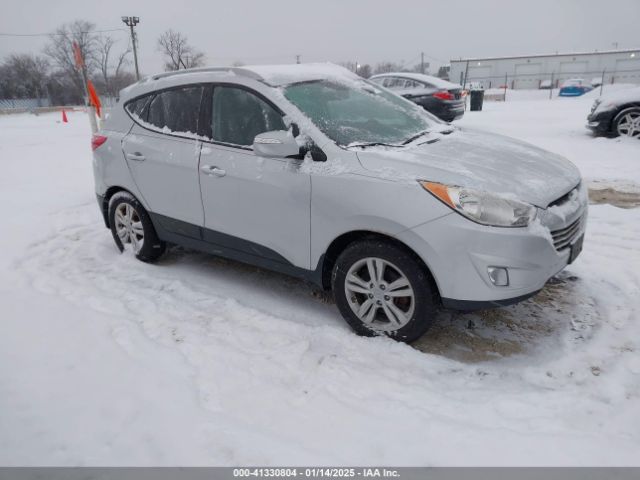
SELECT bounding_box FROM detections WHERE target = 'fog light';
[487,266,509,286]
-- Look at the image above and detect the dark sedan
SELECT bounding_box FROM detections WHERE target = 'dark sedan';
[587,86,640,139]
[369,73,465,122]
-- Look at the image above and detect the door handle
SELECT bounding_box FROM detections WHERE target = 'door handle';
[200,165,226,177]
[126,152,146,161]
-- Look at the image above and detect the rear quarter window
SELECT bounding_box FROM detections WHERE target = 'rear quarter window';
[125,95,152,120]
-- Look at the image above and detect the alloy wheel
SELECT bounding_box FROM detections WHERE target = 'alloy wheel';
[617,111,640,138]
[114,203,145,254]
[344,257,415,332]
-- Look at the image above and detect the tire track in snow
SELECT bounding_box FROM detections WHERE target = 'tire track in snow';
[12,203,640,464]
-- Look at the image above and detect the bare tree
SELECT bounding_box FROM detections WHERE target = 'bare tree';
[157,30,205,71]
[373,61,404,74]
[437,65,450,80]
[44,20,99,97]
[337,62,372,78]
[338,61,357,73]
[408,63,430,75]
[357,64,372,78]
[96,35,131,97]
[0,54,50,98]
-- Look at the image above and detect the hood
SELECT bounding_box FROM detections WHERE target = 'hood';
[598,86,640,106]
[355,128,581,208]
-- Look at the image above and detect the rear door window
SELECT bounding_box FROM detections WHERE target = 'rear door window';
[146,85,204,136]
[211,86,286,147]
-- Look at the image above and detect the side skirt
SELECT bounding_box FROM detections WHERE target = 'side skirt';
[148,212,324,287]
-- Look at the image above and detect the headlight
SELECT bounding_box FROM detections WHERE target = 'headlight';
[420,181,537,227]
[593,100,616,115]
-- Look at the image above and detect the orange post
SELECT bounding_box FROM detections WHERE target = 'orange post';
[62,109,68,123]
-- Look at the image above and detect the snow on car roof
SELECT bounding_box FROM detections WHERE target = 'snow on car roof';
[119,63,360,100]
[242,62,360,86]
[370,72,461,89]
[561,78,586,87]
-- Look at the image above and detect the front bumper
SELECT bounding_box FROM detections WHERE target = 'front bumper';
[395,204,587,311]
[586,110,615,134]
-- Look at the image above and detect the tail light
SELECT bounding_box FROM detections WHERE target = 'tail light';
[91,134,107,151]
[433,90,455,101]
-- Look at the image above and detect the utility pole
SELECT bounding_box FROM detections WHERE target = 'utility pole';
[421,52,425,74]
[296,55,301,64]
[462,60,469,90]
[122,16,141,80]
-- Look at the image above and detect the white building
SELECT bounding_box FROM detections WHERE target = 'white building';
[450,49,640,89]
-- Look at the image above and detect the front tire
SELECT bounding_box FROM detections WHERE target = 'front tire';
[613,107,640,139]
[108,191,166,262]
[332,239,439,342]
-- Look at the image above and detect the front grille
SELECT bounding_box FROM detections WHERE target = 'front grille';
[551,217,582,251]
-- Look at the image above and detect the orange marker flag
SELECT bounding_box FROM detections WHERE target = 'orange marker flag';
[86,80,102,118]
[62,109,68,123]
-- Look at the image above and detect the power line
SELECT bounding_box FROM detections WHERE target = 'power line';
[0,28,127,37]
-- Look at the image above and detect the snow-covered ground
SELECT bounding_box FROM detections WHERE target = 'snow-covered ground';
[1,95,639,466]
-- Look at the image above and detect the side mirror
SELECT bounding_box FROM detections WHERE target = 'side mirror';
[253,131,300,158]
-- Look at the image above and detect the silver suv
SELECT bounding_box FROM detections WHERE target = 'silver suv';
[92,63,587,342]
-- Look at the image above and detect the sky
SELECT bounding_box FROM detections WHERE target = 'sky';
[1,0,639,75]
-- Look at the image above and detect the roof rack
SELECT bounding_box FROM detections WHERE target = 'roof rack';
[146,66,264,82]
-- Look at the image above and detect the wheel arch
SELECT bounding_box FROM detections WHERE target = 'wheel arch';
[100,186,139,228]
[318,230,441,303]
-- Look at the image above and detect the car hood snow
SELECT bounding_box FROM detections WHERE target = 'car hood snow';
[596,85,640,106]
[355,128,581,208]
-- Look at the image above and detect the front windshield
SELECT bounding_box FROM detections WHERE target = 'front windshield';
[283,79,437,147]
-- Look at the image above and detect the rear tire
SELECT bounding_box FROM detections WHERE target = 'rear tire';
[108,191,166,263]
[613,107,640,139]
[332,239,439,343]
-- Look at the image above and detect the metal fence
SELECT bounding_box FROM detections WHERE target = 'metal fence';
[459,68,640,91]
[0,96,118,114]
[0,98,51,110]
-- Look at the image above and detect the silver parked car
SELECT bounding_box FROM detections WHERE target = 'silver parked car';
[92,63,587,342]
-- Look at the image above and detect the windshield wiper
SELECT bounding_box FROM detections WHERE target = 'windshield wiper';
[401,130,431,145]
[347,142,405,149]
